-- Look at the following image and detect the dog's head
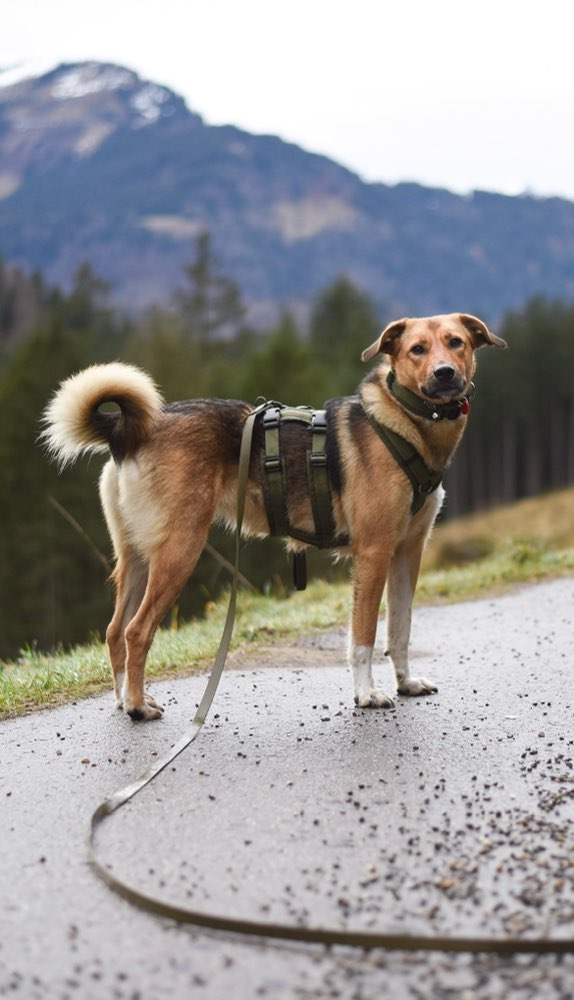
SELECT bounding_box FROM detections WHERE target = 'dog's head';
[361,313,506,401]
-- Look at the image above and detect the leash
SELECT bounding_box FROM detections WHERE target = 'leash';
[88,403,574,956]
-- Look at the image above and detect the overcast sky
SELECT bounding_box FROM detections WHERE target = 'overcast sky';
[2,0,574,200]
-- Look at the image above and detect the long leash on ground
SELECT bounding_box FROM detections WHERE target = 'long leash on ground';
[88,403,573,956]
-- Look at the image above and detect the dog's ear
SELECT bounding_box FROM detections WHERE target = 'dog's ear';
[361,319,407,362]
[459,313,507,350]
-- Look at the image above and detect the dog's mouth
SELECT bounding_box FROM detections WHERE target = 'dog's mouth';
[422,368,466,400]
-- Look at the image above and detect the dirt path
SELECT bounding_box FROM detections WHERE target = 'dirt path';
[2,577,574,999]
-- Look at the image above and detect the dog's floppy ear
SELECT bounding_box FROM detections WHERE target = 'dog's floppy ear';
[361,319,407,362]
[459,313,507,350]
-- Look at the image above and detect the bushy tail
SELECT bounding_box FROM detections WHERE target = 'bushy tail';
[41,362,164,468]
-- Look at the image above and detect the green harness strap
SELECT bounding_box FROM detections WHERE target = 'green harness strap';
[261,399,441,569]
[260,404,343,561]
[307,409,339,548]
[261,406,290,537]
[363,410,443,514]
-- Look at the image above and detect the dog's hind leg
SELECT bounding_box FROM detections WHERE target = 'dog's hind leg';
[106,548,149,709]
[122,529,211,720]
[99,459,151,709]
[349,544,395,708]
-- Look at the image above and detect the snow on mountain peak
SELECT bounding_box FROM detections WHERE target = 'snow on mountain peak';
[130,83,172,124]
[49,64,174,127]
[51,63,135,100]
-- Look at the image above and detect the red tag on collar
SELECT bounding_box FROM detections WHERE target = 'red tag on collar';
[460,399,470,415]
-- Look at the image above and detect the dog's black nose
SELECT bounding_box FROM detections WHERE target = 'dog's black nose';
[434,364,456,382]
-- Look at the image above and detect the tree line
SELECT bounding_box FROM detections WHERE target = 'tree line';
[0,234,573,659]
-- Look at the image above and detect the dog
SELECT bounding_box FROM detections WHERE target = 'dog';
[43,312,506,720]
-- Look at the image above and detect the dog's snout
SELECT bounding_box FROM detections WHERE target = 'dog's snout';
[434,364,456,383]
[423,361,464,399]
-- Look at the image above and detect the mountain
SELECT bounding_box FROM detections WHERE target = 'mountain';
[1,61,574,323]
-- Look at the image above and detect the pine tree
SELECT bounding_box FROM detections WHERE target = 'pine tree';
[444,296,574,514]
[0,269,127,659]
[237,312,323,405]
[173,232,245,346]
[308,276,382,395]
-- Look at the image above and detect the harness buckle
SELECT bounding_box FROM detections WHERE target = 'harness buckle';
[263,454,282,473]
[262,406,282,430]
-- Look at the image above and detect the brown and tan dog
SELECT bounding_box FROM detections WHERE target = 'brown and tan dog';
[43,313,505,719]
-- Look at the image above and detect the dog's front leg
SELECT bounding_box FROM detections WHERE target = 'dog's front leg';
[386,540,437,697]
[349,546,394,708]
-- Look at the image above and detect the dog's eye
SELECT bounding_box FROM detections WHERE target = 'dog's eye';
[449,336,463,349]
[410,344,425,356]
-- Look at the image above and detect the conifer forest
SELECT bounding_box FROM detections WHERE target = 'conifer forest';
[1,233,573,659]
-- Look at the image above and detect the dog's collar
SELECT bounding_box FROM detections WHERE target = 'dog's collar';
[386,370,475,421]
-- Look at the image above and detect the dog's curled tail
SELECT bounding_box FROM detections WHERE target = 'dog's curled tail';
[42,362,164,468]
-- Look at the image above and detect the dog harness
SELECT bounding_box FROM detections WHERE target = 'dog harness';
[259,403,348,587]
[362,412,444,515]
[363,371,475,514]
[258,373,474,580]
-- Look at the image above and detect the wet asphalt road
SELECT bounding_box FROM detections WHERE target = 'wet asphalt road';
[2,577,574,999]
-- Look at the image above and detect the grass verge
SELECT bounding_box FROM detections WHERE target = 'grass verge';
[2,488,574,719]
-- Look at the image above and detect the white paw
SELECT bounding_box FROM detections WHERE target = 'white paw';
[397,676,438,696]
[125,692,164,721]
[354,687,395,709]
[114,671,125,709]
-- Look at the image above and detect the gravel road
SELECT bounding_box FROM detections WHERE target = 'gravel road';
[1,577,574,999]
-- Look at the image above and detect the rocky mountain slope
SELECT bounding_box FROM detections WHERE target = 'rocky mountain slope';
[1,61,573,322]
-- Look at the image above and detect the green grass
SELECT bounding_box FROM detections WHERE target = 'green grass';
[0,580,352,719]
[418,539,574,603]
[2,487,574,719]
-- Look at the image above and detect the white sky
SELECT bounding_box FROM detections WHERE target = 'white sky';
[2,0,574,200]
